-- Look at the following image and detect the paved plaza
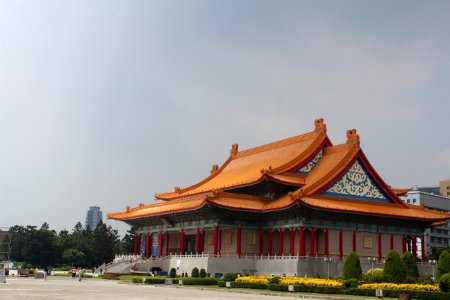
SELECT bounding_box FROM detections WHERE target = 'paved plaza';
[0,277,335,300]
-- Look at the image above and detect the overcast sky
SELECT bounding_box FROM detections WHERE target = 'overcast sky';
[1,0,450,237]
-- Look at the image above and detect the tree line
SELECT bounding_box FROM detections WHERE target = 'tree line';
[2,221,136,268]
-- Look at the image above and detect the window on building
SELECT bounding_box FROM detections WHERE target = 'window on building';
[407,199,410,203]
[413,199,416,203]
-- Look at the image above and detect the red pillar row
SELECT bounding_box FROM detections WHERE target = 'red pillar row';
[325,227,329,257]
[213,226,219,256]
[299,226,305,257]
[279,228,284,256]
[166,233,170,256]
[158,231,163,258]
[339,229,343,260]
[352,230,356,252]
[377,232,382,261]
[310,227,315,256]
[195,228,201,254]
[402,235,406,253]
[236,228,241,257]
[421,236,426,262]
[145,232,150,259]
[289,228,295,256]
[134,233,139,255]
[179,230,185,255]
[259,231,263,256]
[201,230,205,253]
[390,234,394,250]
[219,229,222,254]
[268,229,273,256]
[412,236,417,261]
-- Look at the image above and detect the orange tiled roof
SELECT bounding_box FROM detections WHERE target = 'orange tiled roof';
[107,119,449,223]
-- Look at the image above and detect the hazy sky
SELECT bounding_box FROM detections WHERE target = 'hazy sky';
[1,1,450,236]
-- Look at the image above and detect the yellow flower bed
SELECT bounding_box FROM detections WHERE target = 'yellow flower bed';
[235,276,342,287]
[280,277,342,287]
[359,283,439,292]
[235,276,268,285]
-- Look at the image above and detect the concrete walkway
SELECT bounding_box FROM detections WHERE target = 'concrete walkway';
[0,277,374,300]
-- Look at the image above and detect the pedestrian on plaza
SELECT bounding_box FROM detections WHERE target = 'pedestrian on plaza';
[71,267,77,279]
[44,267,48,281]
[79,268,84,281]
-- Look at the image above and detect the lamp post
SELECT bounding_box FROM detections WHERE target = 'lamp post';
[368,257,377,270]
[429,260,437,281]
[324,257,333,278]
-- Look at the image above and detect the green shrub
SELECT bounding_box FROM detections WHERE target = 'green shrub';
[231,281,268,289]
[343,252,362,279]
[384,250,407,283]
[217,280,225,287]
[144,277,166,284]
[191,267,199,278]
[364,268,384,283]
[402,252,419,281]
[180,278,218,285]
[268,276,280,284]
[439,273,450,292]
[169,268,177,278]
[437,251,450,281]
[132,277,143,283]
[99,273,121,280]
[199,268,206,278]
[223,272,238,282]
[343,279,360,289]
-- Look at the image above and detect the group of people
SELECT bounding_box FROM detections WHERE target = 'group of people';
[71,267,85,281]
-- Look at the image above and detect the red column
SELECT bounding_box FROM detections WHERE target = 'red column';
[259,230,263,256]
[412,236,417,261]
[179,230,185,255]
[279,228,284,256]
[325,227,329,257]
[218,229,222,254]
[299,226,305,257]
[310,227,315,256]
[268,229,273,256]
[421,236,426,262]
[352,230,356,252]
[378,232,382,261]
[195,228,201,254]
[289,228,295,256]
[158,231,163,258]
[134,233,138,255]
[201,230,205,253]
[236,228,241,257]
[390,234,394,250]
[145,232,150,259]
[166,233,170,256]
[339,229,343,260]
[402,235,406,253]
[213,226,219,256]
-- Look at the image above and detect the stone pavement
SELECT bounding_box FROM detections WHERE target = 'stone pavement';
[0,277,346,300]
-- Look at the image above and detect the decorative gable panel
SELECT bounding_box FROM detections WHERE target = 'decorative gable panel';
[295,149,323,174]
[322,160,392,203]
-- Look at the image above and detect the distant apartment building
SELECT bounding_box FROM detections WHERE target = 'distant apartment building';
[440,179,450,198]
[85,206,103,230]
[400,189,450,257]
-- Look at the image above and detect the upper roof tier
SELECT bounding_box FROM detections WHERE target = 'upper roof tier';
[155,119,330,200]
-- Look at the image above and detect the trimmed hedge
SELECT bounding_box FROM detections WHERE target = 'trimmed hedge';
[169,268,177,278]
[145,277,166,284]
[180,278,218,285]
[191,267,199,278]
[223,272,238,282]
[343,252,362,280]
[384,250,407,283]
[199,268,206,278]
[217,280,225,287]
[440,273,450,292]
[346,288,450,300]
[437,251,450,281]
[227,281,268,289]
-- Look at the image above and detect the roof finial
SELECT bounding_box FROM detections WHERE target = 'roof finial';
[346,129,360,146]
[230,143,238,158]
[126,205,130,211]
[210,164,219,174]
[314,118,326,133]
[174,186,181,194]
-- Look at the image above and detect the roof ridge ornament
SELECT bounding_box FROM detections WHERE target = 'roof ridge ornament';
[346,129,360,146]
[230,143,239,158]
[314,118,327,133]
[260,165,273,175]
[174,186,181,194]
[210,164,219,174]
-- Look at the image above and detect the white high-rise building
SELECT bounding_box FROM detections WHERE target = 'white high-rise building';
[85,206,103,230]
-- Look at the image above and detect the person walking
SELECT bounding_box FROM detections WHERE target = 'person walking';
[71,267,76,279]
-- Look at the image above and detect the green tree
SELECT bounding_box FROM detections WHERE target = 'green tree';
[91,221,120,267]
[343,252,362,280]
[402,252,419,280]
[62,248,85,266]
[384,250,406,283]
[191,267,199,277]
[120,226,136,254]
[436,250,450,281]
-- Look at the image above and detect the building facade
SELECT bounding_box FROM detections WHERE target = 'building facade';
[440,180,450,198]
[108,119,449,276]
[85,206,103,230]
[401,190,450,257]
